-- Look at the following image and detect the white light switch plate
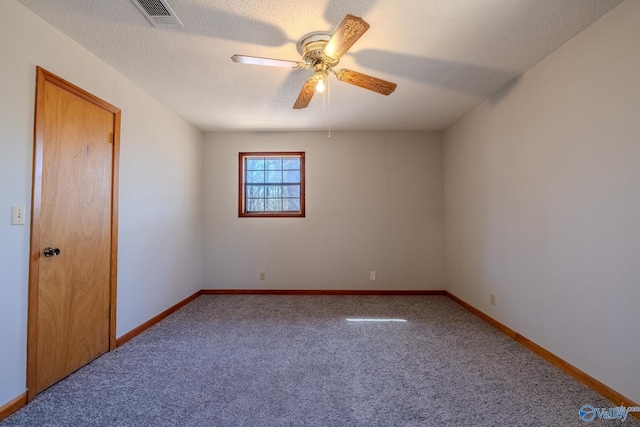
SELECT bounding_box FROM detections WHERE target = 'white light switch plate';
[12,205,25,225]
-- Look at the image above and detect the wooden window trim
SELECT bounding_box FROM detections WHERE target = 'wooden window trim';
[238,152,305,218]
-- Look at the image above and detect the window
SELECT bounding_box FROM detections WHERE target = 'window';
[239,152,305,217]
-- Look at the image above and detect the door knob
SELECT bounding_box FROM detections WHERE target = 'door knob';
[43,247,61,257]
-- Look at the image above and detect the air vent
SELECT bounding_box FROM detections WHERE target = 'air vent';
[131,0,183,28]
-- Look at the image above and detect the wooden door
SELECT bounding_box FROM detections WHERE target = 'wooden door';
[27,67,120,400]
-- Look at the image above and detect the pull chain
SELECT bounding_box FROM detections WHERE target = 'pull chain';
[326,76,331,138]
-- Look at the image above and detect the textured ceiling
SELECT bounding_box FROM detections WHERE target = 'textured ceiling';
[18,0,622,132]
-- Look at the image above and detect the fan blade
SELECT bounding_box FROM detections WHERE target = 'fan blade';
[322,14,370,61]
[293,79,317,109]
[231,55,307,69]
[335,69,397,95]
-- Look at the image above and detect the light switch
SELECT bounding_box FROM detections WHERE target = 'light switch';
[12,205,25,225]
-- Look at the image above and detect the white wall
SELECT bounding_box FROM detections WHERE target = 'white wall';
[443,0,640,404]
[203,131,444,290]
[0,1,203,407]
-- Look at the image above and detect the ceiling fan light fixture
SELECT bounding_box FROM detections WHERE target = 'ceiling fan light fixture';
[313,69,328,93]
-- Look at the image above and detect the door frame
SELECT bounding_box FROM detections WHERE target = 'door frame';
[27,67,121,402]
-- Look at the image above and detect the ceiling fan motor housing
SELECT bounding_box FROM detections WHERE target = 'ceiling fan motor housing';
[297,32,338,67]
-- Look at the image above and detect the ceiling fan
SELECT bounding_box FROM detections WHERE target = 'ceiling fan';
[231,14,397,109]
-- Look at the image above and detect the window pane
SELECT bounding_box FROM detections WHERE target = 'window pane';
[246,158,264,171]
[266,158,282,170]
[282,185,300,197]
[246,170,264,183]
[246,198,264,211]
[283,158,300,170]
[266,186,282,197]
[283,170,300,183]
[266,198,282,211]
[283,198,300,211]
[267,171,283,183]
[246,185,265,197]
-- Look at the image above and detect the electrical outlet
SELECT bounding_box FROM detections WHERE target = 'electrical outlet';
[260,271,266,280]
[369,271,376,281]
[12,205,25,225]
[490,293,496,306]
